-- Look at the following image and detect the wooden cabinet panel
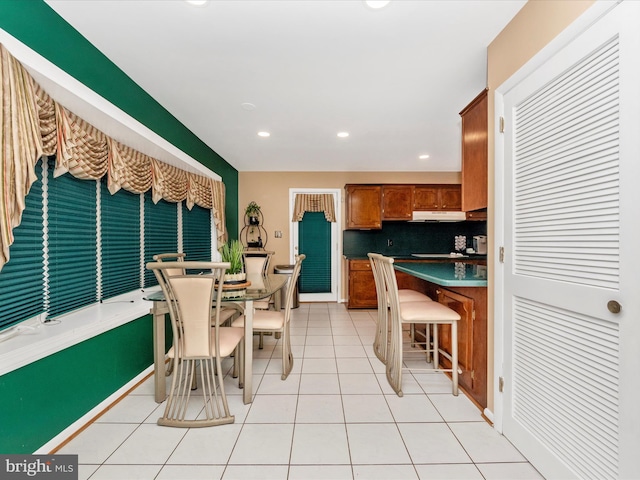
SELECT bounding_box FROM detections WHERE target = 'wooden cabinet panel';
[414,185,461,211]
[436,286,487,408]
[436,288,474,392]
[345,185,382,229]
[440,186,462,211]
[414,186,439,210]
[347,259,376,308]
[460,89,488,212]
[382,185,414,220]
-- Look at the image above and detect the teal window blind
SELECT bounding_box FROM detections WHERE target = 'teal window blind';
[183,204,211,261]
[0,160,45,331]
[46,160,98,318]
[298,211,331,293]
[101,180,141,300]
[144,192,178,287]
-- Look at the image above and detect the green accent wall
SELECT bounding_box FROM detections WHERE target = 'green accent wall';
[0,0,234,453]
[0,0,238,238]
[0,315,164,453]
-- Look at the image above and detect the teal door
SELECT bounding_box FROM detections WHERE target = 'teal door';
[298,211,331,293]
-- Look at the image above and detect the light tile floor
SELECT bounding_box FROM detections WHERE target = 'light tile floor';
[58,303,544,480]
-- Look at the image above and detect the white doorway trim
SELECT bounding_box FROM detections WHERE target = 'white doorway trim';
[289,188,342,302]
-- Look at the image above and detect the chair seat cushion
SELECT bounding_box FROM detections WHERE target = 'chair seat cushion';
[231,310,285,331]
[398,289,432,302]
[400,301,461,322]
[168,326,244,358]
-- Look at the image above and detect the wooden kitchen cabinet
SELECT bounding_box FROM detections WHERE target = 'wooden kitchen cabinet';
[345,185,382,229]
[347,259,377,308]
[382,185,414,220]
[435,286,487,408]
[460,89,488,212]
[414,185,461,211]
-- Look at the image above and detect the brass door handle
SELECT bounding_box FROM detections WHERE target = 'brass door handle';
[607,300,622,314]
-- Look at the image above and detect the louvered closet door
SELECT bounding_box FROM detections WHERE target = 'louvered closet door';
[500,2,640,479]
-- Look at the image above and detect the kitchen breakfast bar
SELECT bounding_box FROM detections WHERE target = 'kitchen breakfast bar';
[351,258,489,408]
[393,260,488,408]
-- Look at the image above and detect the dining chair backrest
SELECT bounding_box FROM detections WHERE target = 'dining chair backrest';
[146,261,230,353]
[283,254,305,319]
[377,255,402,324]
[168,275,218,358]
[243,254,270,276]
[367,252,388,363]
[153,253,186,277]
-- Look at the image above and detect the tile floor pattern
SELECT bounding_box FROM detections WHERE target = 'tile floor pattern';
[58,303,544,480]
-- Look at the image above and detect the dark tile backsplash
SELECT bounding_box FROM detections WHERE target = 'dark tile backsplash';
[343,221,487,257]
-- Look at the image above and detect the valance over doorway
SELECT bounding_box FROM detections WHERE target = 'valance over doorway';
[292,193,336,222]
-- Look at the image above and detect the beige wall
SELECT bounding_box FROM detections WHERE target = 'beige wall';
[485,0,594,411]
[239,171,460,298]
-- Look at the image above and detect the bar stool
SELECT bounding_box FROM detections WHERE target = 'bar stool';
[368,253,432,364]
[377,254,460,397]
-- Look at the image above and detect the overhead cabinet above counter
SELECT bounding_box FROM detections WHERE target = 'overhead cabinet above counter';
[345,183,467,230]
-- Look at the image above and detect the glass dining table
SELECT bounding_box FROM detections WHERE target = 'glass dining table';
[144,273,288,405]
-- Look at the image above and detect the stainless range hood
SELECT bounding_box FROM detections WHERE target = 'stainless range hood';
[410,211,467,222]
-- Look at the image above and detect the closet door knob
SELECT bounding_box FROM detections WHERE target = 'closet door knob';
[607,300,621,314]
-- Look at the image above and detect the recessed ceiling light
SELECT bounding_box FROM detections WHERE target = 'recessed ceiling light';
[365,1,391,10]
[419,154,430,159]
[241,102,256,111]
[337,132,350,138]
[257,131,270,137]
[185,0,208,6]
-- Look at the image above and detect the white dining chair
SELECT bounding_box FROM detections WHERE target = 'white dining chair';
[147,261,244,427]
[232,254,305,379]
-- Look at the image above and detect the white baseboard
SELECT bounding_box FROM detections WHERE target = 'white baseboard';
[483,407,494,423]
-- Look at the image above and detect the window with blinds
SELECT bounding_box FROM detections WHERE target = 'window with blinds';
[143,192,178,287]
[101,180,141,300]
[46,161,98,318]
[0,160,214,331]
[0,162,44,330]
[183,204,211,262]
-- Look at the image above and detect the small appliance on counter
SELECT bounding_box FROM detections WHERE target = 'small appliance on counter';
[473,235,487,255]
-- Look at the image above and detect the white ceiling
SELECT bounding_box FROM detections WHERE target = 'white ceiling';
[44,0,525,173]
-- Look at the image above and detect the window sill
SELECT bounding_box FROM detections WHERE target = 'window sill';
[0,287,160,377]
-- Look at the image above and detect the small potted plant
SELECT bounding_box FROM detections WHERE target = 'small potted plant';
[219,239,245,283]
[245,201,262,225]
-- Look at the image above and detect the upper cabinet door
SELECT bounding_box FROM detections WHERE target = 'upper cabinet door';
[440,186,462,211]
[382,185,414,220]
[460,89,488,212]
[414,185,462,211]
[345,185,382,229]
[413,186,439,210]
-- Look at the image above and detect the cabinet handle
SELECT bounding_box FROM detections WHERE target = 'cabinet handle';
[442,204,447,208]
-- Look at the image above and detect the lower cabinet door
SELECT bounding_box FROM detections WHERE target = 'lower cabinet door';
[436,288,475,393]
[347,260,378,309]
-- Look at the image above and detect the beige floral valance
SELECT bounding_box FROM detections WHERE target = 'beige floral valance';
[0,43,227,270]
[292,193,336,222]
